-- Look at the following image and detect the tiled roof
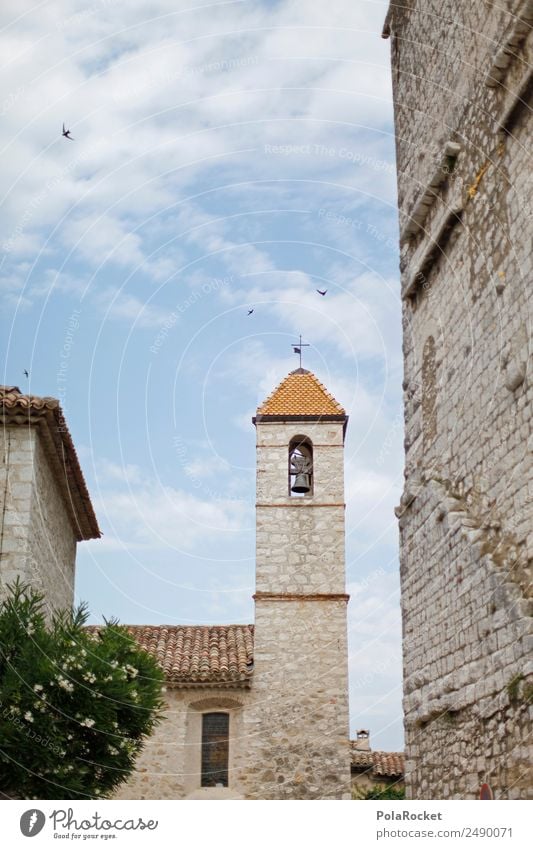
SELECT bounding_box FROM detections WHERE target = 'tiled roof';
[256,369,345,416]
[0,385,100,541]
[351,745,405,777]
[87,625,255,687]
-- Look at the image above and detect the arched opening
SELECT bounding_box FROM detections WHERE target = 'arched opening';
[289,436,313,497]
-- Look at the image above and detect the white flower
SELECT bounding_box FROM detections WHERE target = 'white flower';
[80,717,95,728]
[57,676,74,693]
[24,711,34,723]
[110,661,118,668]
[108,745,119,755]
[33,684,44,693]
[83,672,97,684]
[26,624,35,636]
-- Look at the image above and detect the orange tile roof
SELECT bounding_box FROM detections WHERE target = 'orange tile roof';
[86,625,255,687]
[0,385,100,541]
[350,744,405,777]
[257,369,345,416]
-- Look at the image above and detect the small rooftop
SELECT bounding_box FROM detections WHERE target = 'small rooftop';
[255,368,346,418]
[350,745,405,778]
[0,385,100,541]
[86,624,255,688]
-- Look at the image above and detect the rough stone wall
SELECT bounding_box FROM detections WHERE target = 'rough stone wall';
[247,420,351,799]
[239,599,351,799]
[0,427,77,614]
[389,0,532,798]
[116,417,351,801]
[114,688,252,800]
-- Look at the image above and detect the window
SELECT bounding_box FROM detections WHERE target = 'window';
[289,436,313,496]
[201,712,229,787]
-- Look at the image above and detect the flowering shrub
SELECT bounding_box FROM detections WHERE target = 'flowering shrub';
[0,581,164,800]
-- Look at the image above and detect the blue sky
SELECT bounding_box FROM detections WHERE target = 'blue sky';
[1,0,404,751]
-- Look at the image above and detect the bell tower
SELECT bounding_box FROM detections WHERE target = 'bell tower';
[242,368,351,799]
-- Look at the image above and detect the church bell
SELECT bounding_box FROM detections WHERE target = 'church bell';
[291,473,311,493]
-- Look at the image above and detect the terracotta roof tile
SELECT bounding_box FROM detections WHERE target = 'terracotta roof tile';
[350,744,405,777]
[257,369,345,416]
[0,385,100,541]
[86,624,255,686]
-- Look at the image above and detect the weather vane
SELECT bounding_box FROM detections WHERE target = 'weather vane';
[292,334,310,369]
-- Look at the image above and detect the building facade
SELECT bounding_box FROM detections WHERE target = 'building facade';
[384,1,532,798]
[0,373,359,799]
[116,368,352,799]
[0,386,100,615]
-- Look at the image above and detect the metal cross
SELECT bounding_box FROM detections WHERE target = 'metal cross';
[291,334,310,368]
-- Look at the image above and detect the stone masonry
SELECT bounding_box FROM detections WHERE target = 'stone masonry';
[384,0,532,798]
[115,370,352,799]
[0,387,101,615]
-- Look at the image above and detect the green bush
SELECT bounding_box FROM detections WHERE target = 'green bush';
[0,581,164,799]
[361,784,405,800]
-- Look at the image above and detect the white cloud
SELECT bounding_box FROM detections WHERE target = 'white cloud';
[0,0,393,308]
[91,462,251,552]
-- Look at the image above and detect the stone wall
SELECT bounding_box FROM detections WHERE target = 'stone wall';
[389,0,532,798]
[115,688,252,800]
[0,426,77,614]
[240,598,351,799]
[250,419,351,799]
[115,417,351,800]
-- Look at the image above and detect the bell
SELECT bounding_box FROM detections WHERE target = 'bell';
[291,473,311,493]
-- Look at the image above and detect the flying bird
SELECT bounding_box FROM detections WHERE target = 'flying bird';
[62,123,74,140]
[23,369,29,378]
[317,289,328,296]
[247,308,254,315]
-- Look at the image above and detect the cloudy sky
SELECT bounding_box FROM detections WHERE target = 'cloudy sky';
[1,0,404,750]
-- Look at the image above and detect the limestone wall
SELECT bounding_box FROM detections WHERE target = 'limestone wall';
[114,415,351,801]
[250,419,351,799]
[256,421,346,594]
[239,598,351,799]
[0,426,77,614]
[389,0,532,798]
[115,688,252,800]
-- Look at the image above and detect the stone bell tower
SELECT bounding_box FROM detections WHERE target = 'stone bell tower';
[240,368,351,799]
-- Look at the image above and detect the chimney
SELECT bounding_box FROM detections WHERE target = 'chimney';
[354,729,370,751]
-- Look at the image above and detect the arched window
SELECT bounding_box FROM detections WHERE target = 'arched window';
[201,712,229,787]
[289,436,313,497]
[422,335,437,447]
